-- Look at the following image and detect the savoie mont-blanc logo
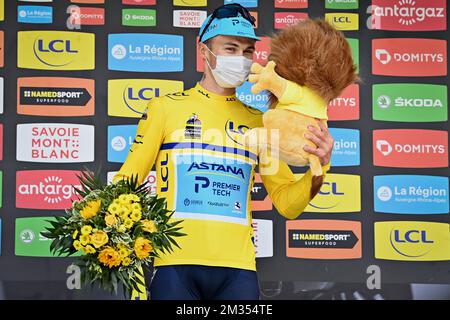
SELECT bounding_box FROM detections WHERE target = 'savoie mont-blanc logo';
[16,123,95,163]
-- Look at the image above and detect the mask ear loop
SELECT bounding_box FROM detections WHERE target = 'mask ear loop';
[203,44,217,72]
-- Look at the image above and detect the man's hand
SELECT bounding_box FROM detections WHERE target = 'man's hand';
[303,119,334,166]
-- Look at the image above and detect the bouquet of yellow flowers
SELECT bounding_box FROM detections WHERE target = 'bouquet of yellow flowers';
[42,170,185,298]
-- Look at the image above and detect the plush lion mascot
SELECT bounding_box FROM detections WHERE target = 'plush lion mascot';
[244,19,359,198]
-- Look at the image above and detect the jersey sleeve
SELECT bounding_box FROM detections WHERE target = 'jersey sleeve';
[259,156,331,220]
[112,98,166,185]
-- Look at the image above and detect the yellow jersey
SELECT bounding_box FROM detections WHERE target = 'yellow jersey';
[113,82,331,271]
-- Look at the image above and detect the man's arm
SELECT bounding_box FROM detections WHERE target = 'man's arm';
[259,158,330,220]
[259,119,334,220]
[112,98,166,185]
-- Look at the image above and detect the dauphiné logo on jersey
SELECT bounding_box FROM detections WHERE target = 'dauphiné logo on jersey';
[286,220,362,259]
[108,79,183,118]
[123,0,156,5]
[18,31,95,70]
[108,125,137,163]
[373,129,448,168]
[329,128,360,166]
[18,77,95,117]
[184,113,202,140]
[369,0,446,31]
[252,219,273,258]
[296,173,361,213]
[108,34,183,72]
[251,173,272,211]
[18,5,53,24]
[372,39,447,76]
[375,221,450,261]
[122,9,156,27]
[328,84,359,121]
[326,0,358,9]
[373,84,447,122]
[16,123,95,163]
[236,82,270,113]
[374,175,449,215]
[325,13,359,30]
[108,170,157,194]
[274,0,308,8]
[274,12,308,29]
[173,10,207,28]
[16,170,83,209]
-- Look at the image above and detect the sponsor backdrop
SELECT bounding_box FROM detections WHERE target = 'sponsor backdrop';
[0,0,449,289]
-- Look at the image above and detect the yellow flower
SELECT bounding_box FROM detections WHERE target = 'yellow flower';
[131,203,141,211]
[113,199,121,205]
[108,203,121,215]
[117,225,127,233]
[72,229,79,239]
[98,247,121,268]
[73,240,82,251]
[130,210,142,222]
[79,234,90,246]
[83,245,96,254]
[121,205,131,216]
[134,237,153,260]
[121,257,132,266]
[80,199,101,219]
[81,225,92,235]
[141,220,157,233]
[90,230,109,248]
[117,242,128,250]
[118,247,130,259]
[124,219,134,229]
[130,194,140,202]
[123,218,134,229]
[105,214,118,227]
[119,194,132,205]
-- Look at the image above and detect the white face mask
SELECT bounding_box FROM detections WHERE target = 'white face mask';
[204,45,253,88]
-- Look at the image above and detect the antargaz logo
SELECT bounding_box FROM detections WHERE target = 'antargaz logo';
[16,170,83,209]
[370,0,446,31]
